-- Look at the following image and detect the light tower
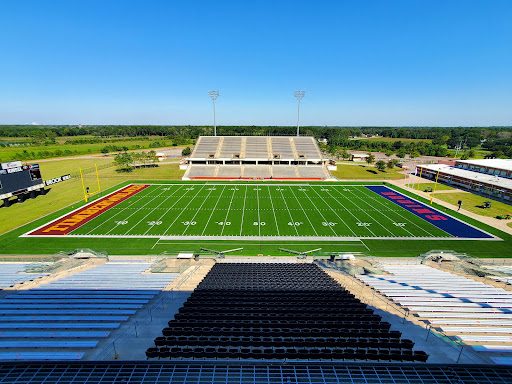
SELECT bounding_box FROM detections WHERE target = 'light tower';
[294,90,305,136]
[208,90,219,136]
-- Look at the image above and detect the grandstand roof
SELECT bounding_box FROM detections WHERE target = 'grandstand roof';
[190,136,324,161]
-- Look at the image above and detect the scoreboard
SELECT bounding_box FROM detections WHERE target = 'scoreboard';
[0,161,45,201]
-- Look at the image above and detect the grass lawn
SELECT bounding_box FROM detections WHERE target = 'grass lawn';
[0,137,190,162]
[332,164,406,180]
[508,222,512,229]
[433,192,512,219]
[409,182,457,191]
[0,158,184,234]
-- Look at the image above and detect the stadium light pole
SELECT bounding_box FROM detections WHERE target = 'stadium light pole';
[208,90,219,136]
[294,91,305,136]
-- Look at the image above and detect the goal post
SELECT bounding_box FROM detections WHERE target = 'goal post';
[80,164,102,203]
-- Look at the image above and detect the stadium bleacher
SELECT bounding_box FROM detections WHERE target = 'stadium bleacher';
[358,264,512,361]
[147,263,427,361]
[0,262,179,360]
[0,263,48,288]
[185,136,331,180]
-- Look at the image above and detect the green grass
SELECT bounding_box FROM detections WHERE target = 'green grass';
[508,222,512,229]
[0,158,184,234]
[411,182,456,191]
[0,136,188,162]
[433,192,512,219]
[331,164,406,180]
[66,184,450,239]
[1,181,509,258]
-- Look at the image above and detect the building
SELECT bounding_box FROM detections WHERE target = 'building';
[416,159,512,201]
[181,136,336,180]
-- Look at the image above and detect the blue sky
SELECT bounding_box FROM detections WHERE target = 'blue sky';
[1,1,511,126]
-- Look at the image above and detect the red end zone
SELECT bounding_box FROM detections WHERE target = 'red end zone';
[27,184,150,236]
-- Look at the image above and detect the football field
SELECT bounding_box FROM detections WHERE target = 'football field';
[26,183,494,241]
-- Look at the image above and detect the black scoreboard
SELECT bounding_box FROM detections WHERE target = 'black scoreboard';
[0,161,45,202]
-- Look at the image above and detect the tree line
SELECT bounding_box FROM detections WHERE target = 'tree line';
[1,125,511,158]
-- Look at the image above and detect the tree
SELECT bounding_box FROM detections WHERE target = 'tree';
[376,160,386,172]
[468,149,476,158]
[460,152,469,160]
[387,160,395,169]
[410,150,420,159]
[341,149,349,161]
[182,147,192,156]
[366,153,375,165]
[114,153,133,172]
[396,149,406,158]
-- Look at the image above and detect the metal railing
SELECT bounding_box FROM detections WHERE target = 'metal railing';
[424,323,488,364]
[93,320,140,360]
[147,262,203,321]
[321,261,410,323]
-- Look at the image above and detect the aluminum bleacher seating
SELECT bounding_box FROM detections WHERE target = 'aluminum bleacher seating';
[0,262,178,361]
[293,137,322,158]
[0,263,48,288]
[272,166,298,178]
[187,165,217,178]
[243,165,271,179]
[191,136,220,159]
[358,264,512,354]
[297,166,325,179]
[217,166,242,178]
[147,263,428,361]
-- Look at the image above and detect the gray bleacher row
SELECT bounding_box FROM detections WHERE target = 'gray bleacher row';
[192,136,220,158]
[357,264,512,356]
[0,262,175,360]
[0,263,48,288]
[187,165,327,179]
[191,136,322,160]
[245,137,268,158]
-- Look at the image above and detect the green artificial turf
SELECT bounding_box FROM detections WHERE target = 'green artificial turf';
[1,181,508,258]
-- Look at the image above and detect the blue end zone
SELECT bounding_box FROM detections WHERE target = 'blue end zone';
[366,186,494,239]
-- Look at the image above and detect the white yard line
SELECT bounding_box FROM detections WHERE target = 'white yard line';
[327,187,377,237]
[239,186,248,236]
[357,186,439,237]
[162,185,206,236]
[142,186,186,236]
[309,186,357,237]
[267,186,281,237]
[337,188,396,237]
[83,185,156,235]
[256,187,261,236]
[277,188,299,236]
[287,186,319,236]
[221,187,237,236]
[342,187,415,237]
[104,186,169,235]
[181,187,216,235]
[297,187,337,236]
[123,185,183,235]
[201,185,227,236]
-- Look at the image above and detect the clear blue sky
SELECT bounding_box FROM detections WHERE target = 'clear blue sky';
[1,1,511,126]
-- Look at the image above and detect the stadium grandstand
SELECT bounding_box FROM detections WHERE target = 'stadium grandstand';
[1,256,512,383]
[181,136,336,180]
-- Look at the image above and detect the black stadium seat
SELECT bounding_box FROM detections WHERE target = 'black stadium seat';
[146,263,428,362]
